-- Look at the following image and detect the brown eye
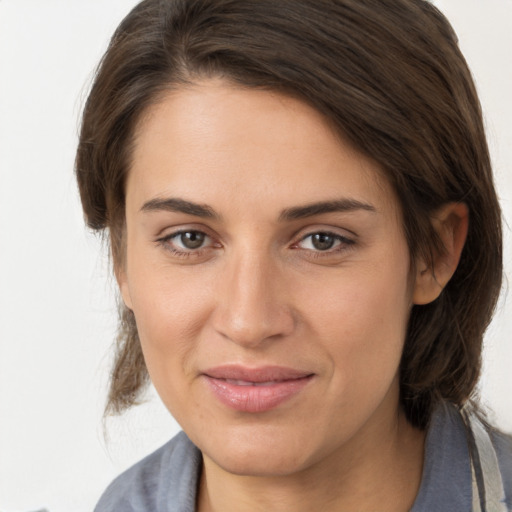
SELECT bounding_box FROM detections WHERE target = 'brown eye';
[296,231,354,253]
[156,229,219,260]
[311,233,336,251]
[299,232,339,251]
[178,231,206,249]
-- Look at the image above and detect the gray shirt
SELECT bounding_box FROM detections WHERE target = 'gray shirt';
[95,403,512,511]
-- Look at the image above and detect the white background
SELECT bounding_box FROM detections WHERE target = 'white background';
[0,1,511,511]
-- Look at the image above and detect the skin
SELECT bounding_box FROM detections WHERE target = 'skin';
[118,80,467,512]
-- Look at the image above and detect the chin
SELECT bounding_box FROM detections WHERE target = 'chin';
[198,422,321,477]
[211,448,309,478]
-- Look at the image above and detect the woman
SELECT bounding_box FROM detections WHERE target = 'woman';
[75,0,511,510]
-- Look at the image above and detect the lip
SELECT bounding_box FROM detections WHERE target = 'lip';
[202,365,314,413]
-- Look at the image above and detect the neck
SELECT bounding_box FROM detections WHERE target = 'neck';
[197,408,425,512]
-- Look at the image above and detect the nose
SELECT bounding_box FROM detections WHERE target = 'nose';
[211,250,295,348]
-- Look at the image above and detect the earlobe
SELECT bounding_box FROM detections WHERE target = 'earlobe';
[114,264,133,310]
[413,202,469,305]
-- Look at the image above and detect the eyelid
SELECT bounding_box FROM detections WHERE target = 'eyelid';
[155,226,222,257]
[155,221,218,240]
[298,232,353,246]
[299,233,340,249]
[165,230,210,248]
[154,224,356,259]
[292,224,356,242]
[289,226,357,257]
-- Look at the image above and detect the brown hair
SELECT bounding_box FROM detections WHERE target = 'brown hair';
[75,0,502,429]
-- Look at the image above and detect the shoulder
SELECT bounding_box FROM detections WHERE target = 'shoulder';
[490,427,512,509]
[411,402,473,511]
[460,406,512,511]
[94,431,202,512]
[411,402,512,512]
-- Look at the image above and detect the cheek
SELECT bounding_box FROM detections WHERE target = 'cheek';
[125,258,214,395]
[299,256,412,393]
[130,285,209,422]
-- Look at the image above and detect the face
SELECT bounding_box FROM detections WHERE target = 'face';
[120,80,417,477]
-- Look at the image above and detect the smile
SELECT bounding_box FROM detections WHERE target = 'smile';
[223,379,285,387]
[202,365,314,413]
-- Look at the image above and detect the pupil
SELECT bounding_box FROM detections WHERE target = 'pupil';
[312,233,334,251]
[181,231,205,249]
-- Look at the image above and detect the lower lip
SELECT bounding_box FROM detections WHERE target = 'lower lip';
[203,375,313,413]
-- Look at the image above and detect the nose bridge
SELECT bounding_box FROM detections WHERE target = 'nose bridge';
[213,245,293,347]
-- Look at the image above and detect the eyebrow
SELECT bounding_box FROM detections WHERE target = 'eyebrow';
[140,197,219,219]
[278,199,376,221]
[140,197,376,221]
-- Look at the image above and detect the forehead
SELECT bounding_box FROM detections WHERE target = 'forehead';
[128,80,399,219]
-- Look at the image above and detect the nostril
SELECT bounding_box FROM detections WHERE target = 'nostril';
[212,302,295,348]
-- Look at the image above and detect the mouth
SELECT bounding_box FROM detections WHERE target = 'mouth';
[202,365,315,413]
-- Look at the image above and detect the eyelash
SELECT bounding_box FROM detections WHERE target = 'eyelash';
[155,229,355,259]
[294,231,355,255]
[155,230,217,259]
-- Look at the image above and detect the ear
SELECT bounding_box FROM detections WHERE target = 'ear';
[413,202,469,305]
[114,264,133,310]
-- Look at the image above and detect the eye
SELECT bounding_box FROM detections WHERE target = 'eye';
[174,231,207,250]
[156,229,216,255]
[297,231,353,252]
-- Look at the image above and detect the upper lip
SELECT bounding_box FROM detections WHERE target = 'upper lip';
[203,365,313,383]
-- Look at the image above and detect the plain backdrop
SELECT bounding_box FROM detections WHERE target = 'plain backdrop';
[0,1,511,510]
